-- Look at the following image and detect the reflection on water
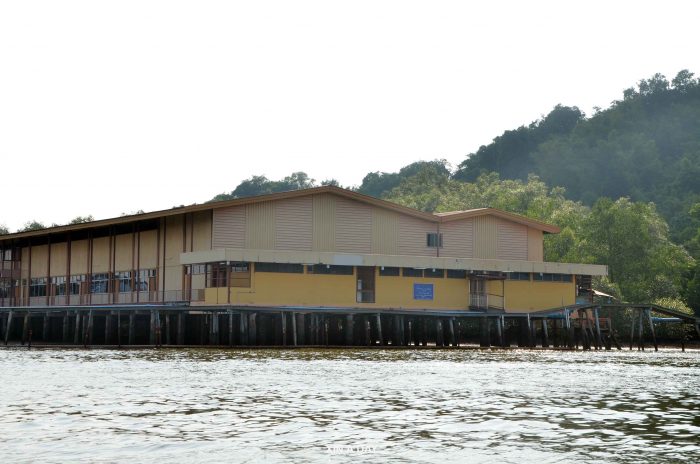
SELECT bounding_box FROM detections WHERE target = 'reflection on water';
[0,348,698,463]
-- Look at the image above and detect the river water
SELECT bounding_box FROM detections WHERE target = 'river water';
[0,348,698,463]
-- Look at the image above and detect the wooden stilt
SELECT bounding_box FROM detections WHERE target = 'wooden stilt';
[365,317,371,346]
[22,313,30,345]
[541,319,549,348]
[646,308,658,352]
[344,314,353,346]
[496,316,504,347]
[436,319,444,347]
[629,309,636,350]
[480,316,490,348]
[552,319,559,348]
[525,315,532,347]
[149,310,156,345]
[422,318,428,346]
[296,313,305,345]
[43,311,50,341]
[455,318,461,347]
[74,311,81,344]
[638,309,644,351]
[165,314,171,345]
[227,311,233,346]
[128,312,135,345]
[178,313,185,345]
[248,312,257,345]
[86,310,94,346]
[448,318,456,347]
[566,310,575,349]
[4,310,13,345]
[105,313,112,345]
[594,307,603,349]
[323,316,329,346]
[280,312,287,346]
[117,310,121,347]
[62,312,70,343]
[375,314,383,346]
[291,312,298,346]
[239,312,247,345]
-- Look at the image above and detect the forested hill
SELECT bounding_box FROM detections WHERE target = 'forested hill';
[454,70,700,245]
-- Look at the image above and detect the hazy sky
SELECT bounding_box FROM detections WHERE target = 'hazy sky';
[1,1,697,231]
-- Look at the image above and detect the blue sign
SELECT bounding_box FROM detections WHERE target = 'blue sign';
[413,283,434,300]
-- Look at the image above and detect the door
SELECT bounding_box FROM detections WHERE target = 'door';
[469,278,486,309]
[356,266,376,303]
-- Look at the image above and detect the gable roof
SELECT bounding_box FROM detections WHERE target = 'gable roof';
[0,186,560,241]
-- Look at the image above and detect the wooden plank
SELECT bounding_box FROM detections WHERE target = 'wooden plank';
[375,314,383,346]
[248,312,257,346]
[646,308,658,352]
[292,312,298,346]
[4,310,13,345]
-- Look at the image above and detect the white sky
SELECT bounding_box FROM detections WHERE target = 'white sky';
[1,0,698,231]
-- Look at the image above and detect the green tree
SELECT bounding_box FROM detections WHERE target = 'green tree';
[0,225,8,235]
[70,215,94,224]
[18,221,46,232]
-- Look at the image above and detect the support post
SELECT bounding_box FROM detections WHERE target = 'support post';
[128,312,135,345]
[296,313,305,345]
[86,310,94,346]
[105,313,112,345]
[4,310,13,345]
[365,317,371,346]
[594,307,603,350]
[178,313,185,345]
[228,311,233,346]
[117,309,121,348]
[638,309,644,351]
[448,318,456,347]
[480,316,490,348]
[22,313,30,345]
[323,316,329,346]
[436,319,444,347]
[375,314,383,346]
[165,314,171,345]
[74,311,81,344]
[248,312,257,345]
[43,311,50,342]
[344,314,353,346]
[541,318,549,348]
[629,309,636,350]
[525,314,532,348]
[62,312,70,343]
[292,312,298,346]
[239,312,248,345]
[149,310,156,345]
[646,308,658,352]
[281,312,287,346]
[210,313,220,345]
[496,316,504,347]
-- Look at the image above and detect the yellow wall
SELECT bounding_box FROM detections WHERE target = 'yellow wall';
[203,267,469,310]
[503,279,575,311]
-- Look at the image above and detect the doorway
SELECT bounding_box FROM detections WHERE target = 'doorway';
[356,267,376,303]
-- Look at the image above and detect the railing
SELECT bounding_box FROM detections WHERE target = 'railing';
[7,289,206,307]
[470,293,504,310]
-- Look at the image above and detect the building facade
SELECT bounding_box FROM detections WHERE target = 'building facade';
[0,186,606,313]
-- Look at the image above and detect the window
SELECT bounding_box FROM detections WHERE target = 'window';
[231,262,249,273]
[30,278,47,297]
[307,264,353,275]
[188,264,206,275]
[255,262,304,273]
[51,276,67,296]
[426,233,443,248]
[533,273,572,282]
[379,266,400,277]
[137,269,157,291]
[206,263,228,288]
[446,269,467,279]
[402,268,424,277]
[116,271,132,292]
[424,268,444,278]
[507,272,531,281]
[70,275,86,295]
[90,273,110,293]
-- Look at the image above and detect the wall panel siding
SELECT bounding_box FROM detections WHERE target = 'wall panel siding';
[497,220,528,260]
[30,245,49,277]
[91,237,110,273]
[139,230,158,269]
[371,208,399,255]
[312,194,336,251]
[398,216,437,257]
[245,201,275,250]
[192,211,212,251]
[275,196,313,251]
[115,234,133,271]
[527,227,543,261]
[335,197,372,254]
[440,219,473,258]
[164,215,184,292]
[49,242,68,277]
[213,206,245,249]
[473,216,498,259]
[70,240,89,275]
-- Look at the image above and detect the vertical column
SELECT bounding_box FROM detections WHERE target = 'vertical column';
[296,313,305,346]
[74,311,81,344]
[129,312,135,345]
[62,312,70,343]
[149,310,156,345]
[228,311,233,346]
[448,318,456,347]
[496,316,504,347]
[22,313,30,345]
[165,314,171,345]
[178,313,185,345]
[480,316,490,348]
[375,314,383,346]
[248,312,257,346]
[344,314,354,346]
[541,319,549,348]
[105,313,113,345]
[292,313,298,346]
[646,308,658,352]
[239,312,248,345]
[4,310,13,345]
[43,311,50,341]
[280,312,287,346]
[637,309,645,351]
[435,319,444,347]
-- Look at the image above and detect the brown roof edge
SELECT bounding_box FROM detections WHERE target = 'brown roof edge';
[437,208,560,233]
[0,186,559,241]
[0,186,437,241]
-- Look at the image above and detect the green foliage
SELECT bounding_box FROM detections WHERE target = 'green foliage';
[69,215,94,224]
[18,221,46,232]
[0,225,8,235]
[212,172,345,201]
[357,160,451,198]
